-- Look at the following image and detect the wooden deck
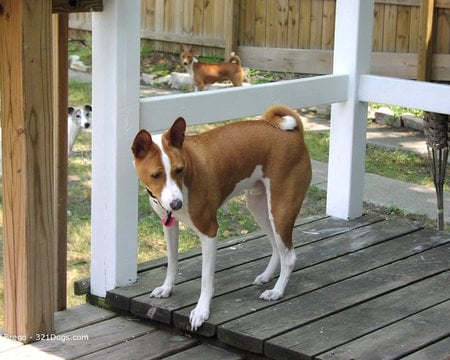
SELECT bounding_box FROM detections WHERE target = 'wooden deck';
[2,215,449,359]
[106,214,450,359]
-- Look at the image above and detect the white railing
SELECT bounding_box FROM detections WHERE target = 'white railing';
[90,0,450,297]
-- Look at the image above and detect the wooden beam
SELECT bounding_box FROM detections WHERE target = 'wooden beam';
[52,0,103,13]
[224,0,239,57]
[52,13,69,312]
[417,0,435,81]
[0,0,55,342]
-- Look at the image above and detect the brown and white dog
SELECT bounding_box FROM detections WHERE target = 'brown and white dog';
[131,105,311,330]
[180,45,245,91]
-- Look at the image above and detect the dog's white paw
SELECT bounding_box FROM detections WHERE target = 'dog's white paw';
[259,289,283,301]
[253,273,272,285]
[189,305,209,331]
[149,285,172,298]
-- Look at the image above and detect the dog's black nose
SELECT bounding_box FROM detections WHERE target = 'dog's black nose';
[84,123,90,129]
[170,199,183,211]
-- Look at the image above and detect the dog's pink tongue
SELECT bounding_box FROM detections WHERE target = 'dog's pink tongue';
[162,216,176,228]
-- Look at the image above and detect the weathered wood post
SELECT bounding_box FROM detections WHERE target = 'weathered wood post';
[0,0,55,342]
[52,12,69,312]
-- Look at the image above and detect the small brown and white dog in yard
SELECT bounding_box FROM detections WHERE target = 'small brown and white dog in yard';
[132,105,311,331]
[180,45,245,91]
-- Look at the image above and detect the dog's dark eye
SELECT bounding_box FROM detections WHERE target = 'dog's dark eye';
[175,167,184,174]
[151,171,162,179]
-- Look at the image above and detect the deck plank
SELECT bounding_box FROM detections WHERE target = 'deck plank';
[107,215,382,311]
[173,226,444,337]
[217,244,450,354]
[54,303,117,334]
[163,344,243,360]
[265,271,450,359]
[2,316,155,359]
[319,300,450,360]
[78,330,199,360]
[402,337,450,360]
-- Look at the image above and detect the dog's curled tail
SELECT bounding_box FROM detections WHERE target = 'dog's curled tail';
[228,51,242,65]
[263,105,304,134]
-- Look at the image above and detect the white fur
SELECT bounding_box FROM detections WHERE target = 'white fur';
[279,115,297,131]
[68,105,92,154]
[152,134,184,212]
[190,234,217,331]
[150,222,179,298]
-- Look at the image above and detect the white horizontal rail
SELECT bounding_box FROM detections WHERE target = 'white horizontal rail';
[139,74,348,132]
[359,75,450,114]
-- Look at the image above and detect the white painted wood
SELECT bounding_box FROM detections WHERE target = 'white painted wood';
[90,0,140,296]
[326,0,375,219]
[359,75,450,114]
[140,75,348,132]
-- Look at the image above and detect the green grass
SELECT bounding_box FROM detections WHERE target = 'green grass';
[69,80,92,106]
[370,103,424,117]
[304,130,448,192]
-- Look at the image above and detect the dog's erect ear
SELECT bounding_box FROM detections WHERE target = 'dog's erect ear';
[68,106,75,115]
[169,117,186,148]
[132,130,153,160]
[84,104,92,112]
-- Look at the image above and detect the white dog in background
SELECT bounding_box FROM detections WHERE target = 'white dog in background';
[68,105,92,154]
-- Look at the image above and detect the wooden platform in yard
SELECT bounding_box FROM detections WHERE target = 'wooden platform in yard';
[2,215,449,359]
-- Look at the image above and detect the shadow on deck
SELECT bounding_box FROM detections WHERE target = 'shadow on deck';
[2,215,449,359]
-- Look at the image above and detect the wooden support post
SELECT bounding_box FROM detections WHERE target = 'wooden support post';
[0,0,55,342]
[224,0,239,57]
[90,0,140,297]
[326,0,374,219]
[417,0,435,81]
[52,13,69,311]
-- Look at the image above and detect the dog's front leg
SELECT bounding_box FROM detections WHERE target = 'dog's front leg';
[190,235,217,330]
[150,221,179,298]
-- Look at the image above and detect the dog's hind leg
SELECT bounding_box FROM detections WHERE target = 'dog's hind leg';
[258,179,302,301]
[246,182,280,285]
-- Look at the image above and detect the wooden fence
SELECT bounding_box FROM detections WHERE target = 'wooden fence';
[69,0,450,80]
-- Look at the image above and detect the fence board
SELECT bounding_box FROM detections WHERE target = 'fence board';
[409,5,420,52]
[383,4,398,51]
[310,0,323,49]
[373,3,385,51]
[254,0,266,47]
[322,0,335,49]
[287,0,300,48]
[436,8,450,53]
[396,5,411,52]
[298,0,312,49]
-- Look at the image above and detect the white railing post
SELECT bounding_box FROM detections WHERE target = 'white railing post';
[91,0,140,296]
[326,0,375,219]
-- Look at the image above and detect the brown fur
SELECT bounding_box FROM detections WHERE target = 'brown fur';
[132,105,311,246]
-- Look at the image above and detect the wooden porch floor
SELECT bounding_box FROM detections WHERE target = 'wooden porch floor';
[2,215,449,359]
[106,214,450,359]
